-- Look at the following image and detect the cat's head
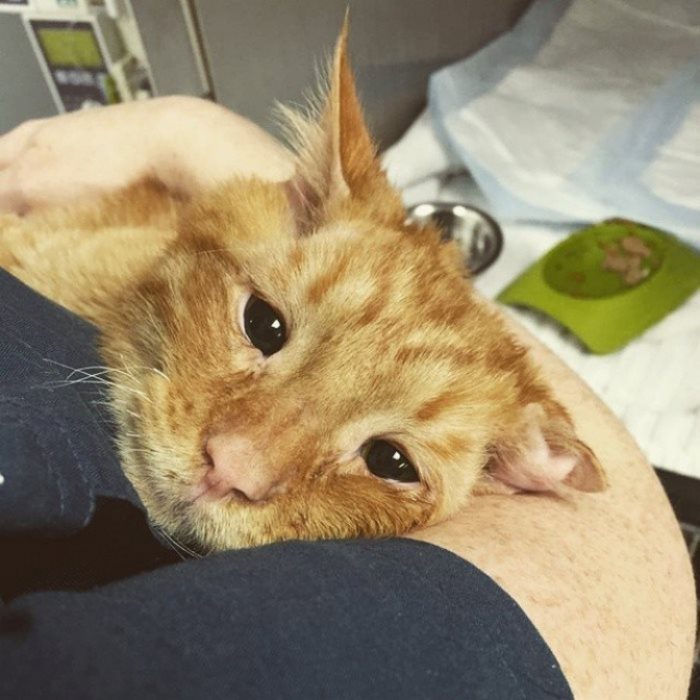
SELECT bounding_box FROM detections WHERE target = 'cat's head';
[104,25,606,552]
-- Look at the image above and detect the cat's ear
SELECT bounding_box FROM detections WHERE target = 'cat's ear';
[478,402,607,495]
[283,17,405,231]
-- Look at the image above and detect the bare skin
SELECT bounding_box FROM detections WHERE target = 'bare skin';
[410,315,696,698]
[0,97,293,214]
[0,97,695,698]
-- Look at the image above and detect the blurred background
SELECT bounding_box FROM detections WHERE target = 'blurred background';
[0,0,530,144]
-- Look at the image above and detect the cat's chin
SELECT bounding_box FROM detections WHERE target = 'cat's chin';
[143,495,250,553]
[171,504,288,553]
[141,473,283,552]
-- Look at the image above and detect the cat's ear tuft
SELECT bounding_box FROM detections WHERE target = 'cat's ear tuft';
[281,16,405,232]
[480,402,607,495]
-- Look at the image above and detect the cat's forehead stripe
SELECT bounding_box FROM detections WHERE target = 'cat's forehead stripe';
[305,249,353,305]
[353,276,391,327]
[395,344,479,370]
[414,389,468,424]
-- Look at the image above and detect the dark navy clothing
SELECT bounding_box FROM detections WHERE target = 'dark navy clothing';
[0,268,136,535]
[0,269,573,699]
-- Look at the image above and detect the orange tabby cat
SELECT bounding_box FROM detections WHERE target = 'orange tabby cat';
[0,26,605,553]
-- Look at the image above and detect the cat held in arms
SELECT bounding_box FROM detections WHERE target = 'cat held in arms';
[0,24,606,554]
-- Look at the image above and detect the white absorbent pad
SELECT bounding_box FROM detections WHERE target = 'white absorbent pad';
[386,0,700,240]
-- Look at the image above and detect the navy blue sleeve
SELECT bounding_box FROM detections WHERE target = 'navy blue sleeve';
[0,270,139,536]
[0,539,572,700]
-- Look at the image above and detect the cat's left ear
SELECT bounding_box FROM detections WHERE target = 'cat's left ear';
[284,17,406,231]
[479,402,607,495]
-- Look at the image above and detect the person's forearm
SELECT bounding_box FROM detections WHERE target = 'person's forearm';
[0,97,294,214]
[408,305,696,698]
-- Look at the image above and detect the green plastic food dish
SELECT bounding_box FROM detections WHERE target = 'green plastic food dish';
[497,219,700,354]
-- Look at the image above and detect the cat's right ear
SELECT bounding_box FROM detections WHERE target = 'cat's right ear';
[479,402,608,496]
[281,16,405,233]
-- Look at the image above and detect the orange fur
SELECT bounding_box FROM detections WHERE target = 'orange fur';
[0,25,605,553]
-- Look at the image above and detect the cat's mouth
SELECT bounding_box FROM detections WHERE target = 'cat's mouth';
[186,472,225,504]
[185,468,250,505]
[187,447,223,503]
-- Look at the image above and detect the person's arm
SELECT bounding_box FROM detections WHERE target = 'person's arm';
[1,102,695,698]
[0,97,293,214]
[410,311,696,698]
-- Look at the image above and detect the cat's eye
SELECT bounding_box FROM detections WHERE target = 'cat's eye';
[243,295,287,356]
[363,440,420,483]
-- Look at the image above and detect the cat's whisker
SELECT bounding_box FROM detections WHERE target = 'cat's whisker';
[44,359,113,377]
[45,378,111,391]
[104,362,171,384]
[43,358,91,372]
[67,370,112,382]
[120,363,170,385]
[150,367,170,381]
[154,530,188,561]
[43,361,111,385]
[48,359,169,393]
[43,360,154,400]
[153,526,203,560]
[56,374,111,387]
[47,374,153,403]
[107,381,152,402]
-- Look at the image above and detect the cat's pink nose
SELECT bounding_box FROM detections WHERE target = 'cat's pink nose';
[200,433,283,503]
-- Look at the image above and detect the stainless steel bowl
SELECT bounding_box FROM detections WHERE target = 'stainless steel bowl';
[406,202,503,275]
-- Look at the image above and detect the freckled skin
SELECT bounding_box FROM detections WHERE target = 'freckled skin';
[0,28,605,553]
[411,315,696,699]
